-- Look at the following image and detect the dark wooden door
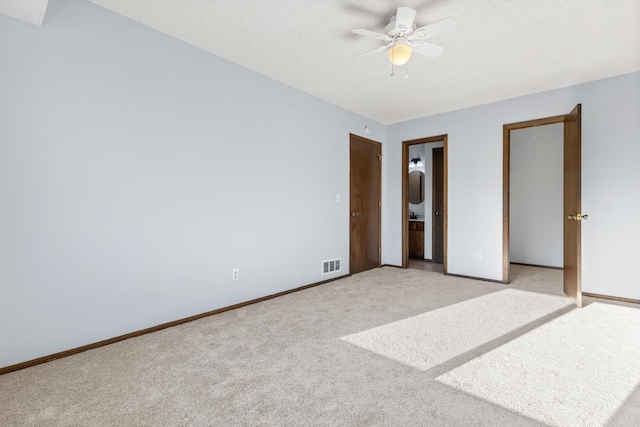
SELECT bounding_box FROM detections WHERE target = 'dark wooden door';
[350,134,381,274]
[563,104,582,307]
[432,147,444,264]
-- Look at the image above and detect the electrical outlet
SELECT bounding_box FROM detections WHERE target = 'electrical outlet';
[232,269,239,280]
[474,252,482,261]
[335,194,340,202]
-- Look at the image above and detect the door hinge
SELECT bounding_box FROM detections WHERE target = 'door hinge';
[379,246,381,254]
[378,201,381,208]
[377,154,383,161]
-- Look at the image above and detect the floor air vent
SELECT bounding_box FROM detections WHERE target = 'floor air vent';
[322,259,341,275]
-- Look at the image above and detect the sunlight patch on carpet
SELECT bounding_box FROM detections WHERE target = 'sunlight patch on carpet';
[436,302,640,427]
[340,289,572,371]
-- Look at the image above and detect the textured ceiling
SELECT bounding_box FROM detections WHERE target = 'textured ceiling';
[5,1,640,124]
[0,0,49,25]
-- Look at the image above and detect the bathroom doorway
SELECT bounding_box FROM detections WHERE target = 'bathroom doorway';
[402,135,448,272]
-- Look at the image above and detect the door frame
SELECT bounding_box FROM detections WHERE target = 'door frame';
[350,133,382,274]
[503,108,583,306]
[432,147,444,264]
[402,135,448,271]
[503,115,564,282]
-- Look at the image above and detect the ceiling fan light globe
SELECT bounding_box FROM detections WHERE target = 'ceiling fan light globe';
[388,44,412,65]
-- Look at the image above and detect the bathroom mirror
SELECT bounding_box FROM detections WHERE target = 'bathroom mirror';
[408,171,424,204]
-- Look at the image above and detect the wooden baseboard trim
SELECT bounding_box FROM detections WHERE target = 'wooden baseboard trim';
[0,274,350,376]
[446,273,504,284]
[582,292,640,305]
[381,264,404,269]
[510,262,563,270]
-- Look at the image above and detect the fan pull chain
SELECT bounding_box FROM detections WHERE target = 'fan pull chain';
[389,57,409,78]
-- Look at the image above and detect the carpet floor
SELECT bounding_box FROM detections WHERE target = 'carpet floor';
[436,302,640,427]
[1,265,639,426]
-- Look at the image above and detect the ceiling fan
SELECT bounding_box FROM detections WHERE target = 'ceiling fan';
[352,6,457,67]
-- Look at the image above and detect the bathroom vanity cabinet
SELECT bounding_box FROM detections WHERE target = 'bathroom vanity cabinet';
[408,220,424,259]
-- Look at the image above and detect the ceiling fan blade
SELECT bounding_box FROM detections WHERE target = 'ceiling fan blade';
[410,41,444,58]
[352,28,390,41]
[354,43,392,58]
[395,7,416,33]
[410,17,457,40]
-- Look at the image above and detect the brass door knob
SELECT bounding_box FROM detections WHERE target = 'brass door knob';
[567,214,588,221]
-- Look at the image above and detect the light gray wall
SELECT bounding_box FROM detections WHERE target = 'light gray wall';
[510,124,563,267]
[383,71,640,301]
[0,0,384,369]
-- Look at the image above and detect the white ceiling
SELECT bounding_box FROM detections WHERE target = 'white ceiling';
[0,0,49,25]
[4,0,640,124]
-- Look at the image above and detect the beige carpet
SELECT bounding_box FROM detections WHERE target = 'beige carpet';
[1,265,639,426]
[340,289,573,371]
[436,302,640,427]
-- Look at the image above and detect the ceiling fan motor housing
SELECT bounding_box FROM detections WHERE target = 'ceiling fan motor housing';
[385,15,416,36]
